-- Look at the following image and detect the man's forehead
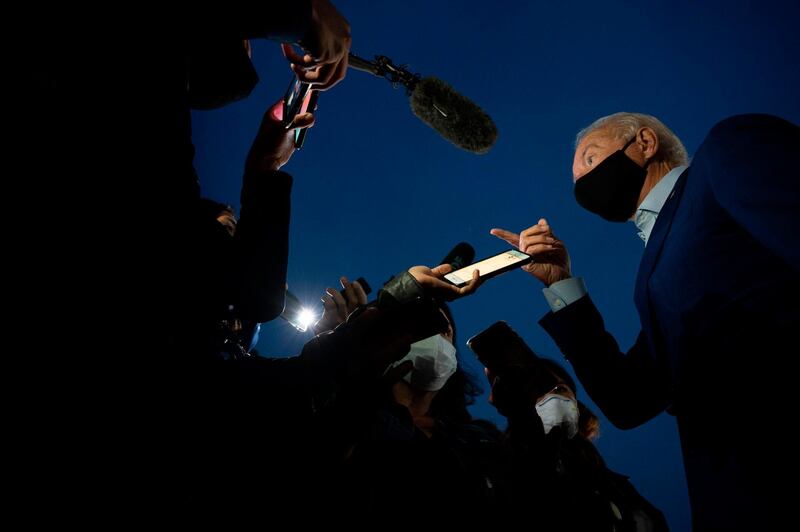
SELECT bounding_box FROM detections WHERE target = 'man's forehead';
[574,128,614,158]
[580,128,614,146]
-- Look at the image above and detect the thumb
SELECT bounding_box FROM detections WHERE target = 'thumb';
[429,263,454,277]
[289,112,315,131]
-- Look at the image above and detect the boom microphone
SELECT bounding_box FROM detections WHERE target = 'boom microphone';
[409,78,497,155]
[439,242,475,271]
[348,53,498,154]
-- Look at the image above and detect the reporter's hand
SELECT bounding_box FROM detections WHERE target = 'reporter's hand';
[408,263,482,301]
[490,218,571,287]
[245,99,315,173]
[313,276,368,335]
[281,0,351,91]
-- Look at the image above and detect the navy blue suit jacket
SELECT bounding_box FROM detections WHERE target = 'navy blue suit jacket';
[540,114,799,530]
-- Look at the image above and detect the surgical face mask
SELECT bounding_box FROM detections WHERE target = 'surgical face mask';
[573,136,648,222]
[535,394,580,439]
[394,335,458,391]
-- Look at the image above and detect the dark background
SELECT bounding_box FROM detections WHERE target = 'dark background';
[192,1,800,528]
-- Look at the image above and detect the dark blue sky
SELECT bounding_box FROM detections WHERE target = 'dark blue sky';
[192,1,799,528]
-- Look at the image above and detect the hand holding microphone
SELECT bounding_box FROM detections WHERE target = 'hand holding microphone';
[313,277,372,335]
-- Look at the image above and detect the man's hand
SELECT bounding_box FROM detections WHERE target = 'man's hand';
[245,99,314,174]
[313,277,368,335]
[408,263,482,301]
[490,218,571,287]
[281,0,351,91]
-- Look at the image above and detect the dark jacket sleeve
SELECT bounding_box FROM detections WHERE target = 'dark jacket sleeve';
[232,169,292,322]
[377,270,426,307]
[539,296,671,429]
[698,113,800,272]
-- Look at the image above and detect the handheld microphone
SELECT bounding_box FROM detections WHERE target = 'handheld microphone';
[439,242,475,271]
[348,53,498,154]
[350,276,372,296]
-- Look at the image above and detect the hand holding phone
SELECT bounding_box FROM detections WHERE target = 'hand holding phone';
[444,249,532,287]
[409,264,482,301]
[468,321,557,417]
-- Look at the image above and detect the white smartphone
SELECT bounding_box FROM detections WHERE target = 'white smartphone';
[444,249,532,287]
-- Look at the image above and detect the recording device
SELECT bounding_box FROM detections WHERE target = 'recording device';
[439,242,475,272]
[467,320,546,377]
[348,53,498,154]
[283,76,319,149]
[410,77,497,155]
[351,276,372,296]
[444,249,532,287]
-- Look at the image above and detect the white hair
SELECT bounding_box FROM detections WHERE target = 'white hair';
[575,112,689,167]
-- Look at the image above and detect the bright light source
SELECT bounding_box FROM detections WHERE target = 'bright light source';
[280,289,319,332]
[295,308,317,332]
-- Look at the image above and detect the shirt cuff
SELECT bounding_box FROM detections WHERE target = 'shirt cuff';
[542,277,588,313]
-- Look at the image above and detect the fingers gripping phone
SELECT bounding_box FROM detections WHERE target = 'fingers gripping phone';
[444,249,532,287]
[283,77,318,149]
[467,320,542,375]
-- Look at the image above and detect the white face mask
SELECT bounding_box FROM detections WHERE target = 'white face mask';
[393,335,458,391]
[535,394,580,439]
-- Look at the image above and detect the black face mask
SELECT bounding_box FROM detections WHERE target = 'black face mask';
[573,136,648,222]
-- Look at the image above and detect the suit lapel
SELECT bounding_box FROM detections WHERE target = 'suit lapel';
[634,168,690,342]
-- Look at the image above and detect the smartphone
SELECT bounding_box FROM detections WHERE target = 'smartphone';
[444,249,532,287]
[468,321,558,401]
[467,321,541,374]
[283,77,318,149]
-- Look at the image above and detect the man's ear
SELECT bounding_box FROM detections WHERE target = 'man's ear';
[636,126,660,161]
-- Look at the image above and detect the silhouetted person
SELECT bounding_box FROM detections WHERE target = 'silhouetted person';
[489,356,668,531]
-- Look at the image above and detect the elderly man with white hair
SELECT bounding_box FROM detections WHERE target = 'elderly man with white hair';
[492,113,799,531]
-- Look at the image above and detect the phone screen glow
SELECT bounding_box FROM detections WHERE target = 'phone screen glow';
[445,250,530,285]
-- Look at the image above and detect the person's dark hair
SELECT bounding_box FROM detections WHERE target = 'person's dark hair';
[428,302,482,423]
[577,400,601,440]
[539,358,577,394]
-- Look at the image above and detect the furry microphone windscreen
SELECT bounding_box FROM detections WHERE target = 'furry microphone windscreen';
[410,77,498,154]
